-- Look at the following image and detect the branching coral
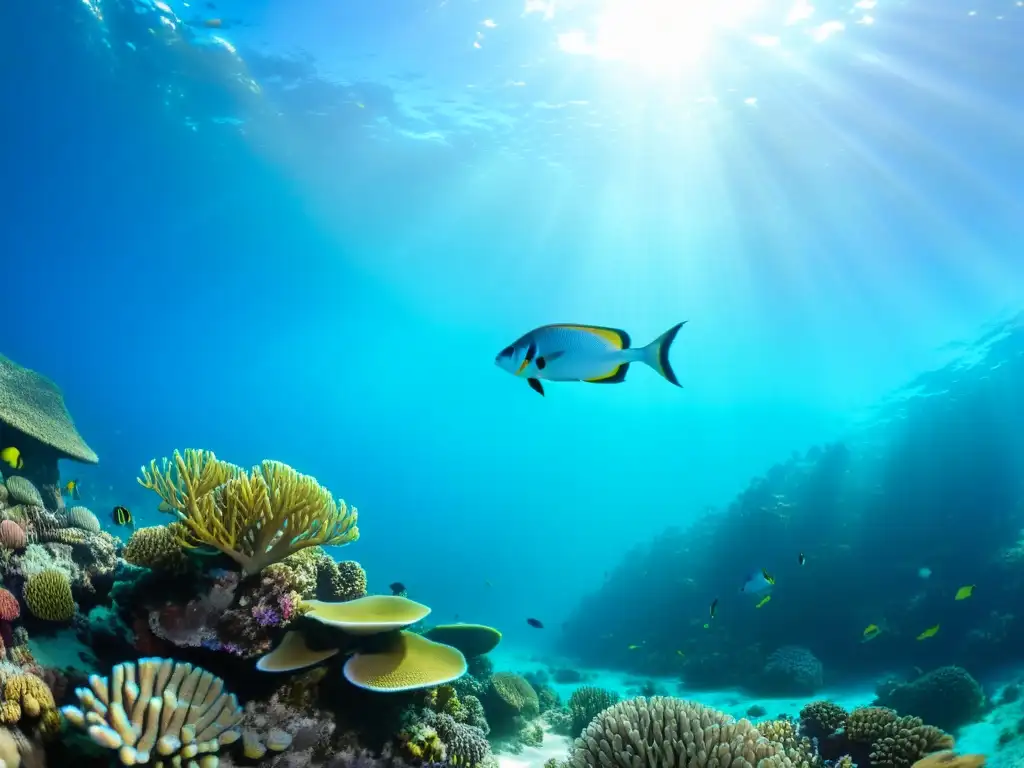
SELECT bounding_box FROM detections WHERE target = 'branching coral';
[61,658,243,766]
[567,686,619,737]
[139,449,359,576]
[568,697,789,768]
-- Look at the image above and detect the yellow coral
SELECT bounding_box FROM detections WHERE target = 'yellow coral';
[23,570,75,621]
[123,525,189,571]
[0,673,56,723]
[140,451,359,576]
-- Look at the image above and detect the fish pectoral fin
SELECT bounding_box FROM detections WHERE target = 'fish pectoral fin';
[527,378,545,396]
[584,363,630,384]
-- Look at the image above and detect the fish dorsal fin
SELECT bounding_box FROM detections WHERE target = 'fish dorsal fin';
[544,324,631,350]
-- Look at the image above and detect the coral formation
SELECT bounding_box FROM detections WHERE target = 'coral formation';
[568,697,790,768]
[22,569,75,621]
[64,505,101,533]
[61,658,243,765]
[761,646,824,696]
[3,479,42,510]
[873,667,985,732]
[423,625,502,657]
[568,686,619,737]
[0,672,56,724]
[139,449,359,575]
[0,521,26,551]
[489,673,539,719]
[799,700,848,739]
[123,525,191,572]
[343,632,468,692]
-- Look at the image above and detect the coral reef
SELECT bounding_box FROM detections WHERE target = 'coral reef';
[23,570,75,622]
[873,666,986,732]
[139,449,359,576]
[760,646,824,696]
[568,697,790,768]
[423,625,502,657]
[567,686,619,737]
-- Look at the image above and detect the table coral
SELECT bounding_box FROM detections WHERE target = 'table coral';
[139,449,359,576]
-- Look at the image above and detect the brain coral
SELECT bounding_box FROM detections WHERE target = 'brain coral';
[491,672,540,718]
[0,589,20,622]
[873,667,985,732]
[123,525,189,572]
[0,672,56,723]
[23,569,75,621]
[3,478,42,508]
[65,506,101,534]
[0,355,98,463]
[761,646,824,696]
[330,559,368,601]
[0,521,25,550]
[569,697,791,768]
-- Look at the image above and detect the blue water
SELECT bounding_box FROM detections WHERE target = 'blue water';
[2,0,1023,661]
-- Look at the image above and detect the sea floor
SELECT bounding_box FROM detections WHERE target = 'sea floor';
[490,648,1024,768]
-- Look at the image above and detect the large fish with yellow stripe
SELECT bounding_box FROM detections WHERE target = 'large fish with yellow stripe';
[495,321,686,395]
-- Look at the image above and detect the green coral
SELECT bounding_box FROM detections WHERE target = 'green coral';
[491,673,539,718]
[139,449,359,576]
[23,569,75,621]
[568,686,619,736]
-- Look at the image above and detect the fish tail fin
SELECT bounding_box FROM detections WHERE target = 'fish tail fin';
[640,321,686,386]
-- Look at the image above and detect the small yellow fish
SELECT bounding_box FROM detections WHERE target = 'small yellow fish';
[494,322,687,396]
[917,624,940,640]
[954,585,974,601]
[628,644,640,650]
[676,650,685,657]
[703,623,710,629]
[761,568,775,585]
[61,479,81,500]
[755,595,771,609]
[0,447,23,470]
[862,624,881,640]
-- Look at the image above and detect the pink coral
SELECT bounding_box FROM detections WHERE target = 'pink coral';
[0,588,20,621]
[0,520,26,550]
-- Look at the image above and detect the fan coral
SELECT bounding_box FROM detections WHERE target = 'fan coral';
[65,505,101,533]
[0,521,25,550]
[568,686,619,737]
[124,525,190,572]
[60,658,243,764]
[139,450,359,576]
[3,478,42,509]
[491,673,540,718]
[761,646,824,696]
[23,569,75,621]
[568,697,790,768]
[873,667,985,732]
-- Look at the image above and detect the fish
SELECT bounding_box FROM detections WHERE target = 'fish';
[157,501,174,513]
[389,582,406,595]
[494,321,687,396]
[954,585,974,600]
[762,568,775,585]
[485,580,492,588]
[916,624,940,640]
[740,571,773,594]
[61,480,81,500]
[628,644,641,650]
[862,624,881,641]
[0,447,22,470]
[203,18,223,27]
[798,553,806,566]
[111,506,134,527]
[676,650,685,657]
[526,618,544,629]
[709,598,718,620]
[755,595,771,609]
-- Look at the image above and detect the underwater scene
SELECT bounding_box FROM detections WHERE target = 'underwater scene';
[2,0,1024,766]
